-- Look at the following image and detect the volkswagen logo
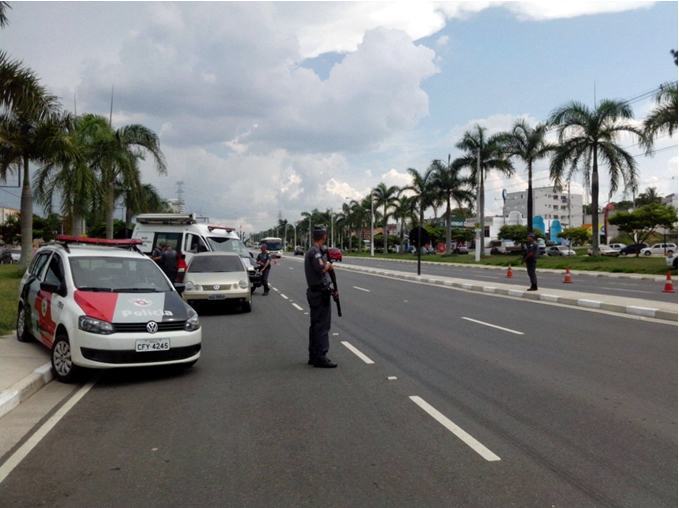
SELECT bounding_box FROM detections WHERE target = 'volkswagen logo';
[213,284,220,290]
[146,321,158,334]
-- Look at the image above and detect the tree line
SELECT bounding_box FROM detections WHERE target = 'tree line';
[259,52,677,257]
[0,3,168,263]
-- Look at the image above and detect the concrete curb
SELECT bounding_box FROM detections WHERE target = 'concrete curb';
[337,263,679,323]
[343,255,675,281]
[0,362,53,420]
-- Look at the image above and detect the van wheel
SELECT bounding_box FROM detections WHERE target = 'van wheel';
[16,304,32,342]
[644,251,652,256]
[51,334,81,383]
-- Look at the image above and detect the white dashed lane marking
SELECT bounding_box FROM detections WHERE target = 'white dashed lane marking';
[409,396,501,462]
[280,294,289,300]
[352,286,371,293]
[461,317,524,335]
[340,341,375,365]
[292,303,304,311]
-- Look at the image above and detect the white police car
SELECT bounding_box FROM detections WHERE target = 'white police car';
[17,236,201,382]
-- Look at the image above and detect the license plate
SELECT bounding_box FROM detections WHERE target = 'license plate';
[135,338,171,352]
[208,293,227,300]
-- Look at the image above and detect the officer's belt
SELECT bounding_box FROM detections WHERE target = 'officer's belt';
[308,285,328,292]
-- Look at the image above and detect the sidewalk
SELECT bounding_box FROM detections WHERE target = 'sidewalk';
[0,334,52,420]
[344,255,676,281]
[337,262,678,322]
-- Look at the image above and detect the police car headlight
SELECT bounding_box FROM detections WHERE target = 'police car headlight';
[238,279,249,289]
[185,281,201,291]
[79,316,114,335]
[184,307,200,331]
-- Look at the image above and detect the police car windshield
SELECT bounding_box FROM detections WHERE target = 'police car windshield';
[189,255,244,273]
[70,257,173,292]
[206,237,249,256]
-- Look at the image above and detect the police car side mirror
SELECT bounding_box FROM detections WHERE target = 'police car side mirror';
[40,281,65,296]
[249,252,254,258]
[173,282,186,295]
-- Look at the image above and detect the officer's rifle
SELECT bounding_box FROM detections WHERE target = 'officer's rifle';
[327,261,342,317]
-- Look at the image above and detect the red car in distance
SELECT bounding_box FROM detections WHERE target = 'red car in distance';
[327,247,343,262]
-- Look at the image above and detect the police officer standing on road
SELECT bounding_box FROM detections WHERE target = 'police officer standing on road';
[256,243,272,295]
[304,227,338,368]
[523,233,539,291]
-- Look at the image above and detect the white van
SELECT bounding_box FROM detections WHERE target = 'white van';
[132,214,256,272]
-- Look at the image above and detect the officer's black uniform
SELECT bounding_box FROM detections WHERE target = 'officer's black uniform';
[523,241,539,290]
[256,250,271,294]
[304,242,335,367]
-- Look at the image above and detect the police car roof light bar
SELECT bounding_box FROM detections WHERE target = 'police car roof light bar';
[135,213,196,225]
[55,236,143,251]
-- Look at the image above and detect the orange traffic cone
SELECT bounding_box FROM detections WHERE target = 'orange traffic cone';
[662,272,675,293]
[563,267,573,284]
[506,265,513,278]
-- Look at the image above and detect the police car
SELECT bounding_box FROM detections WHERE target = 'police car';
[16,236,201,382]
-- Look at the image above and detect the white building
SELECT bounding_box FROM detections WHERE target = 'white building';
[503,186,583,228]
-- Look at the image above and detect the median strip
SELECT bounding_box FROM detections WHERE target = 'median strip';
[340,341,375,364]
[409,395,501,462]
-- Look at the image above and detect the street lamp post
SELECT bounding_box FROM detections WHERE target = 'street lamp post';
[330,210,334,248]
[370,192,375,257]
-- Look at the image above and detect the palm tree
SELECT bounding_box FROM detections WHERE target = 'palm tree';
[636,186,662,206]
[0,52,57,120]
[550,99,642,255]
[431,156,475,254]
[392,192,417,251]
[33,114,94,236]
[95,123,166,239]
[405,166,437,248]
[0,2,10,28]
[453,125,513,255]
[372,182,399,254]
[497,120,553,232]
[643,82,677,150]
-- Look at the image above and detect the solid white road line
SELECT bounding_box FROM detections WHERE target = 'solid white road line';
[280,294,289,300]
[352,286,371,293]
[340,341,375,364]
[599,287,653,294]
[387,376,398,381]
[461,316,524,335]
[409,396,501,462]
[0,381,96,484]
[292,303,304,311]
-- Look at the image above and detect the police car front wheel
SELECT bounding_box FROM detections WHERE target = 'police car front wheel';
[16,304,32,343]
[51,335,82,383]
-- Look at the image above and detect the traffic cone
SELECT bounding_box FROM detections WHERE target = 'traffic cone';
[662,272,675,293]
[563,267,573,284]
[506,265,513,278]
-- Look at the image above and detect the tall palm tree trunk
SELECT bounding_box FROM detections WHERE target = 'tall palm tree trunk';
[71,214,83,236]
[526,161,533,232]
[591,145,599,256]
[104,186,115,239]
[19,156,33,265]
[445,196,452,255]
[383,205,388,255]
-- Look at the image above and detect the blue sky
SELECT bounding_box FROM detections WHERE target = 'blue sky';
[1,1,677,229]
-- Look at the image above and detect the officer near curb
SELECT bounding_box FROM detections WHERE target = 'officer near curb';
[523,232,539,291]
[304,227,338,368]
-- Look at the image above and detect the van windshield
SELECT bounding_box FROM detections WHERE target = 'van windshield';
[206,237,249,256]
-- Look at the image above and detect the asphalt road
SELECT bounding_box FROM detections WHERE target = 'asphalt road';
[0,257,676,507]
[339,255,678,302]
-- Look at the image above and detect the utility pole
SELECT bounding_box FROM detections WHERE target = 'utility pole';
[176,181,185,213]
[475,147,482,262]
[370,191,375,257]
[308,215,312,249]
[330,210,334,248]
[567,180,571,227]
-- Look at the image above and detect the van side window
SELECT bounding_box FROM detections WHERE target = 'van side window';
[154,232,182,251]
[185,233,208,253]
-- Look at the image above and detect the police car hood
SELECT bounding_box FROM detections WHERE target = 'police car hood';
[74,290,188,323]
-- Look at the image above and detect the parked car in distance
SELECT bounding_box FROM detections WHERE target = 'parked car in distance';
[454,245,469,254]
[183,252,252,312]
[640,243,677,256]
[327,247,343,262]
[294,246,305,256]
[0,247,20,264]
[608,243,626,252]
[666,254,678,270]
[588,245,620,256]
[547,246,576,256]
[619,243,648,256]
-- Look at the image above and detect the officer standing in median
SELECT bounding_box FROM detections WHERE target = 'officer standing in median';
[304,227,338,368]
[523,232,539,291]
